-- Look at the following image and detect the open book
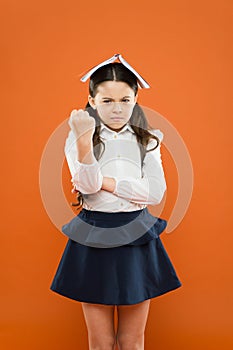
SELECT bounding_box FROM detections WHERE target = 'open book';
[79,53,150,89]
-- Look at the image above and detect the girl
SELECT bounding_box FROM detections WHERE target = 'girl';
[50,54,182,350]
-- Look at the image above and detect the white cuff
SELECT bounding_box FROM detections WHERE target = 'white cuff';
[74,158,99,169]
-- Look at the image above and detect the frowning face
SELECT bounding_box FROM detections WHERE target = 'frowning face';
[88,80,138,131]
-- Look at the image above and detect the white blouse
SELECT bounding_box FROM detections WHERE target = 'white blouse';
[64,123,167,212]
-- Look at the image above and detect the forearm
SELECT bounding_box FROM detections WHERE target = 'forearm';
[101,175,166,205]
[113,176,166,205]
[70,137,103,194]
[76,136,95,164]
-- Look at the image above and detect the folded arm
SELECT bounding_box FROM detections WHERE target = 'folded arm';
[102,142,167,205]
[102,129,167,205]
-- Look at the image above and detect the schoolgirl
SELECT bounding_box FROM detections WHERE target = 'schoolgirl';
[50,54,182,350]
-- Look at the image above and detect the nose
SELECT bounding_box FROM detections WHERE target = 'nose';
[112,102,122,113]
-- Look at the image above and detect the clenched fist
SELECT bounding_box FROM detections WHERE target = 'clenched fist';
[68,109,96,141]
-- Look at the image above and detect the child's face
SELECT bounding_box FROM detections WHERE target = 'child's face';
[88,81,138,130]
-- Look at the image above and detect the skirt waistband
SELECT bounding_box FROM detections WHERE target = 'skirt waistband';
[80,208,145,222]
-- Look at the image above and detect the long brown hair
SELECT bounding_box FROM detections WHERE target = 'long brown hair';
[71,63,160,209]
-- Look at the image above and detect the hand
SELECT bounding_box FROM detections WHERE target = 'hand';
[101,177,116,193]
[68,109,96,141]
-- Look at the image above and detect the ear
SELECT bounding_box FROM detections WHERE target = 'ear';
[88,95,97,109]
[134,93,138,104]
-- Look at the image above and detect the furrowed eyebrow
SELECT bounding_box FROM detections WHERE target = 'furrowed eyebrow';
[101,96,131,100]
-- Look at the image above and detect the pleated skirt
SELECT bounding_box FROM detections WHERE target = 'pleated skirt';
[50,208,182,305]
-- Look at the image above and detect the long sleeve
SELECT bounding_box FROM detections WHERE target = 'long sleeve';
[64,130,103,194]
[113,130,167,205]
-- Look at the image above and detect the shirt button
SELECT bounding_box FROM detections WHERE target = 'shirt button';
[120,203,124,206]
[117,154,121,158]
[114,134,117,139]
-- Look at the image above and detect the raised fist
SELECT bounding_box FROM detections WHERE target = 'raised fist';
[68,109,96,140]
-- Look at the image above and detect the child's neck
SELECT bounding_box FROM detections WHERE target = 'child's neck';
[104,123,127,133]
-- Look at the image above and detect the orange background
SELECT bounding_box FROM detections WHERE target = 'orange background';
[1,1,232,349]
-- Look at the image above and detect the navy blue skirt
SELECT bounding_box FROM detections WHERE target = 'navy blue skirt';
[50,208,182,305]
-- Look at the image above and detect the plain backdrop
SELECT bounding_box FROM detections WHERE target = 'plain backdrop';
[1,1,232,349]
